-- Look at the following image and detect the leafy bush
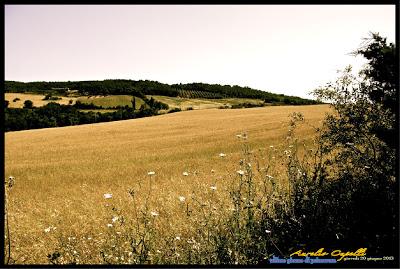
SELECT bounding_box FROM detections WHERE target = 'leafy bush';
[167,108,182,114]
[251,33,397,261]
[230,102,265,109]
[73,100,103,109]
[23,100,33,109]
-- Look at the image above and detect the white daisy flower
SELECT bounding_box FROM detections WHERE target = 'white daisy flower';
[237,170,245,175]
[178,196,186,202]
[112,216,119,223]
[219,153,226,157]
[210,185,217,191]
[182,172,189,176]
[150,211,159,217]
[107,224,113,228]
[265,229,271,234]
[147,171,156,176]
[103,193,112,199]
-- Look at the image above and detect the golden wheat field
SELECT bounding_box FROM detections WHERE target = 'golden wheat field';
[5,104,331,264]
[5,93,78,108]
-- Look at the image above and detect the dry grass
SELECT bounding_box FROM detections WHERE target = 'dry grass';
[149,95,264,110]
[5,93,78,108]
[5,104,331,264]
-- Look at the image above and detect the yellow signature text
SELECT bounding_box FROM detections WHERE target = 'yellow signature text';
[331,248,367,261]
[290,248,367,262]
[290,248,329,257]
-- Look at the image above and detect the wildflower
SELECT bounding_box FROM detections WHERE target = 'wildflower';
[150,211,159,217]
[182,172,189,176]
[245,201,254,207]
[289,145,294,148]
[219,153,226,157]
[269,145,274,148]
[178,196,186,202]
[265,229,271,234]
[7,176,15,188]
[175,236,181,240]
[103,193,112,199]
[267,175,274,179]
[237,170,245,175]
[147,171,156,176]
[112,216,119,223]
[88,237,92,240]
[107,224,113,228]
[44,227,51,233]
[211,169,215,173]
[236,134,242,138]
[210,185,217,191]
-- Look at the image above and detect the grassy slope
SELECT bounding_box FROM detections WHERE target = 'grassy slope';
[5,92,264,112]
[149,95,264,110]
[5,105,331,263]
[77,95,145,109]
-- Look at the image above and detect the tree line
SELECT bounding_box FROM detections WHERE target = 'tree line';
[4,96,170,132]
[5,79,320,105]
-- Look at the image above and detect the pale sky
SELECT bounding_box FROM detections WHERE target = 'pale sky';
[5,5,396,99]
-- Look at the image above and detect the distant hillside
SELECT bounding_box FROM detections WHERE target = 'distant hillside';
[5,79,320,105]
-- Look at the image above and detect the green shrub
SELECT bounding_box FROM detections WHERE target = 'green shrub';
[167,108,181,114]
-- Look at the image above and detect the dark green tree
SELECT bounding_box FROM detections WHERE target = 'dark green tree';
[23,100,33,109]
[352,33,397,148]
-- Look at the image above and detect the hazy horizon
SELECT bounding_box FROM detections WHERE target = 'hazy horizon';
[5,5,396,99]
